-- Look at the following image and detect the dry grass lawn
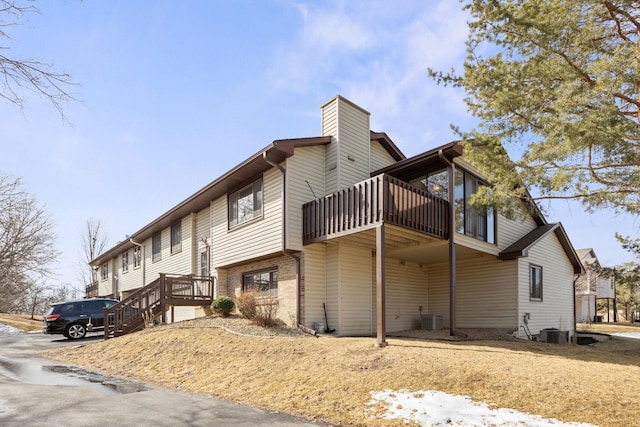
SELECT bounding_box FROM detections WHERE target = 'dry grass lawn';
[0,313,43,332]
[25,316,639,427]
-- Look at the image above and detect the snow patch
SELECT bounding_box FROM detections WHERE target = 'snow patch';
[367,389,597,427]
[0,323,21,335]
[611,332,640,340]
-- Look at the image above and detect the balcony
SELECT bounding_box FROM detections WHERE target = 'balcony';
[303,174,449,245]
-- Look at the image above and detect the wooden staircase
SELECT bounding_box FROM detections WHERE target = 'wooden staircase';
[104,273,215,339]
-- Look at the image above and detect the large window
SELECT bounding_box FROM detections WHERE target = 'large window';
[228,178,263,228]
[242,268,278,297]
[454,170,495,244]
[171,222,182,254]
[530,264,543,301]
[409,169,449,199]
[152,232,162,262]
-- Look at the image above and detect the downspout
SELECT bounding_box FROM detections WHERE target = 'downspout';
[573,274,580,345]
[438,149,457,337]
[130,238,146,288]
[262,151,304,328]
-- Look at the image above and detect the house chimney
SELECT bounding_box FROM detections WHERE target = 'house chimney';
[321,95,371,194]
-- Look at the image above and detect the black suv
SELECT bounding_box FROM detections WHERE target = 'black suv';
[42,298,118,339]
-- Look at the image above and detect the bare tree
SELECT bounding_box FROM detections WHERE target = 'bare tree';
[75,218,108,293]
[1,0,77,119]
[0,173,58,312]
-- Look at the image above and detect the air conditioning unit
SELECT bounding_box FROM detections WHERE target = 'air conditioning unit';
[540,328,568,344]
[421,314,443,330]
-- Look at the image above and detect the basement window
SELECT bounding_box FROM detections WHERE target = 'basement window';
[242,268,278,297]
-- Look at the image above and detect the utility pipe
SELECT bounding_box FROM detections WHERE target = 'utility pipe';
[438,149,457,337]
[262,151,302,326]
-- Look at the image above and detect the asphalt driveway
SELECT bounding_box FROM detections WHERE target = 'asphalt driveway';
[0,327,331,427]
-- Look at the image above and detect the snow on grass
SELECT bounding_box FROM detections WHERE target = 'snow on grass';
[612,332,640,340]
[0,323,21,335]
[367,389,597,427]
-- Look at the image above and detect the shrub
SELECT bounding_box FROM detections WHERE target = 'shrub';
[253,295,280,327]
[235,291,257,319]
[211,296,235,317]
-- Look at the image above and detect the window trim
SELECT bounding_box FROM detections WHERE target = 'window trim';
[529,264,543,301]
[101,263,108,281]
[170,222,182,255]
[228,177,263,229]
[152,232,162,262]
[200,251,209,277]
[133,246,142,269]
[242,267,278,298]
[454,169,496,244]
[121,251,129,273]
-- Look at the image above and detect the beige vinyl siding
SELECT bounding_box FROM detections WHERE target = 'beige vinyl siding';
[518,231,575,337]
[286,146,325,251]
[302,243,327,329]
[322,100,339,195]
[336,101,370,189]
[325,243,339,334]
[337,244,371,336]
[321,96,371,194]
[118,238,149,293]
[496,214,538,251]
[194,207,211,276]
[370,140,397,172]
[427,256,518,329]
[455,234,500,256]
[211,168,283,267]
[138,216,194,286]
[372,257,428,333]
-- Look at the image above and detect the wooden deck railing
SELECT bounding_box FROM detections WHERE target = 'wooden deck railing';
[85,281,99,298]
[104,274,215,339]
[303,174,449,244]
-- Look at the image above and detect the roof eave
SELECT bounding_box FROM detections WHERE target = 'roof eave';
[90,136,331,266]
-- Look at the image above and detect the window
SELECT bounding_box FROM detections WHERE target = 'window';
[152,232,162,262]
[228,178,263,228]
[200,251,209,277]
[171,222,182,254]
[101,263,108,280]
[409,169,449,199]
[242,268,278,297]
[133,246,141,268]
[121,251,129,273]
[530,264,543,301]
[454,169,495,244]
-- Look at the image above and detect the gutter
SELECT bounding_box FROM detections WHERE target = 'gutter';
[262,151,303,327]
[129,238,145,290]
[438,149,457,337]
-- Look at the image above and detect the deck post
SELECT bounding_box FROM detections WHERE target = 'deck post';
[159,273,166,324]
[375,224,387,347]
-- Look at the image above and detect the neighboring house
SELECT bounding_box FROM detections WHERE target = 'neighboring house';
[575,248,616,323]
[89,95,583,344]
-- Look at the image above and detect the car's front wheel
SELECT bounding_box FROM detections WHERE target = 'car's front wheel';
[65,323,86,340]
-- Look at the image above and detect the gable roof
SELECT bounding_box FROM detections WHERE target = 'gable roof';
[499,223,584,274]
[90,132,406,267]
[371,141,463,179]
[90,136,332,266]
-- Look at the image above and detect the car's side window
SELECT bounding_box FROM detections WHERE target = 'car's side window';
[105,301,117,308]
[82,301,104,313]
[60,303,76,314]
